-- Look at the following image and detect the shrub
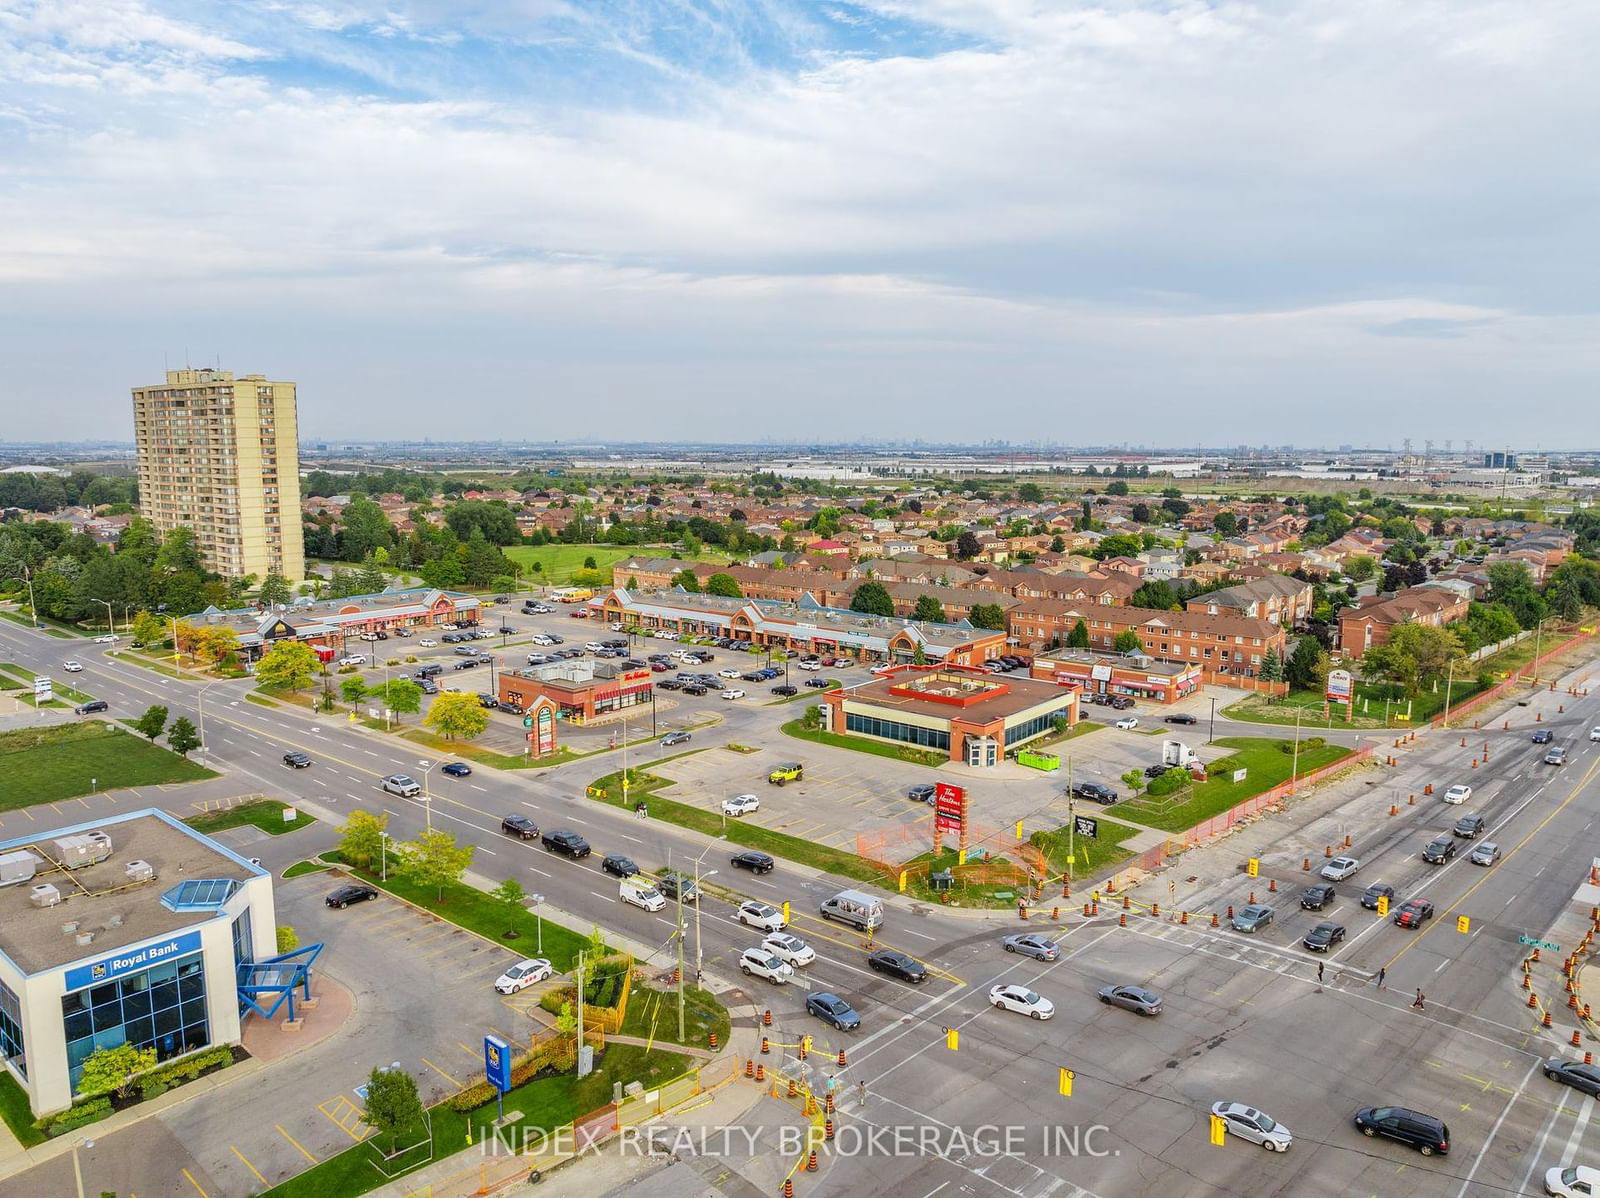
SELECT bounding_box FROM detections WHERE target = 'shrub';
[35,1096,110,1137]
[447,1032,600,1112]
[1146,770,1189,797]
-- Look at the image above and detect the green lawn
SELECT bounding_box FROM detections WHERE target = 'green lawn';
[587,766,883,884]
[617,984,731,1049]
[0,610,83,638]
[322,854,593,972]
[0,1071,43,1148]
[0,722,216,808]
[1030,816,1142,879]
[1111,736,1354,833]
[283,860,330,878]
[185,799,317,838]
[503,544,733,586]
[780,717,946,768]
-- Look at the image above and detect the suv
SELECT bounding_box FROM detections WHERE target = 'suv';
[1072,781,1118,805]
[1107,696,1134,710]
[1452,814,1486,839]
[1353,1106,1449,1156]
[655,872,698,903]
[1422,837,1456,864]
[1232,904,1275,933]
[768,763,804,786]
[541,829,591,858]
[382,774,421,797]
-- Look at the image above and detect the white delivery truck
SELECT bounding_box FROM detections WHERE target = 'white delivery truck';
[819,889,885,932]
[619,877,666,912]
[1161,740,1198,769]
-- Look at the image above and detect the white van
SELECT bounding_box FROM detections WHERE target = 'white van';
[620,877,666,912]
[819,889,885,932]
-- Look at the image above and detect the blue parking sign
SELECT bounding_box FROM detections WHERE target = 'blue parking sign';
[484,1034,512,1093]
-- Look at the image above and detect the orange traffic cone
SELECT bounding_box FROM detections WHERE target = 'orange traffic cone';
[837,1048,847,1067]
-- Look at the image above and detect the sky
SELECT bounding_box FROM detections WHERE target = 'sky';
[1,0,1597,447]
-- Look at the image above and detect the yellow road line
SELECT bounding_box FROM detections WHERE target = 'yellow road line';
[420,1056,462,1087]
[457,1040,481,1060]
[181,1168,210,1197]
[275,1123,320,1166]
[316,1097,370,1141]
[229,1146,268,1188]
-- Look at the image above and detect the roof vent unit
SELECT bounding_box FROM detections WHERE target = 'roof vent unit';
[0,850,44,887]
[60,920,80,935]
[75,931,94,946]
[30,884,61,908]
[106,912,124,928]
[125,859,154,884]
[54,831,112,870]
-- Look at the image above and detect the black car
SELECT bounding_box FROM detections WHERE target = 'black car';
[732,850,775,874]
[1163,713,1198,725]
[1422,837,1457,864]
[453,660,477,671]
[908,784,937,803]
[542,829,591,858]
[1360,883,1395,911]
[477,693,499,708]
[657,679,684,691]
[1303,921,1345,951]
[1073,781,1118,805]
[867,950,928,984]
[1300,883,1335,911]
[771,685,798,696]
[283,751,313,768]
[325,884,378,909]
[418,678,438,694]
[1353,1106,1449,1156]
[1532,729,1554,744]
[805,678,831,688]
[501,815,539,839]
[1452,814,1486,839]
[441,762,472,777]
[601,854,639,878]
[1544,1059,1600,1097]
[683,684,708,696]
[498,625,515,635]
[75,700,109,715]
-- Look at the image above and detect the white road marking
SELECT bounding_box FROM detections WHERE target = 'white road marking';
[1559,1093,1596,1165]
[471,784,487,792]
[900,927,937,941]
[477,846,497,856]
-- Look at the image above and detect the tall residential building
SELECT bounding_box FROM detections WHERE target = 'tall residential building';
[131,368,304,581]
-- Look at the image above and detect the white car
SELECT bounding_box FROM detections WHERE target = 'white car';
[722,794,761,817]
[584,642,606,653]
[338,655,366,667]
[738,948,794,984]
[62,661,82,673]
[1114,716,1139,730]
[798,661,822,671]
[417,638,438,647]
[494,958,553,994]
[1210,1101,1293,1151]
[1590,727,1600,743]
[1547,1166,1600,1197]
[719,668,742,679]
[989,984,1054,1020]
[382,774,421,797]
[721,688,745,700]
[1442,784,1473,805]
[1320,856,1360,882]
[762,932,816,967]
[94,634,117,644]
[530,634,554,646]
[871,663,897,675]
[737,901,786,932]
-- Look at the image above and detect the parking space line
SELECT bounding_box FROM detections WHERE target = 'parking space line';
[276,1123,319,1166]
[457,1040,481,1060]
[229,1146,268,1188]
[317,1096,372,1141]
[420,1056,463,1087]
[181,1168,210,1197]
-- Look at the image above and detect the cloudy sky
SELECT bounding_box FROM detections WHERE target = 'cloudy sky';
[1,0,1595,447]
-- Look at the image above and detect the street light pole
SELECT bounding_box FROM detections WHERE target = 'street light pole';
[418,759,436,830]
[1290,706,1303,795]
[94,600,115,635]
[692,847,716,983]
[1440,658,1456,729]
[2,566,39,629]
[196,680,223,763]
[1208,696,1216,744]
[673,850,687,1041]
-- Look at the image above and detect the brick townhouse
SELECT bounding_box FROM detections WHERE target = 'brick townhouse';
[1184,573,1313,627]
[1009,601,1286,683]
[1337,585,1470,659]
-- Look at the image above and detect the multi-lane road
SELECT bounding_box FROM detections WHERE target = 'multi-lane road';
[1,611,1597,1196]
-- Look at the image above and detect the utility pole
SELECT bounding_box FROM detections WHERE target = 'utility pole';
[1208,696,1216,744]
[1290,706,1302,794]
[575,951,586,1061]
[1440,659,1456,729]
[675,852,687,1041]
[1065,756,1075,884]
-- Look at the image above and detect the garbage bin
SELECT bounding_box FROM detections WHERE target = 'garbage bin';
[930,870,954,892]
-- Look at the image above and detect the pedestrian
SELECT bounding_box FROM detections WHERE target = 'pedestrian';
[1316,962,1324,984]
[857,1080,867,1107]
[1376,966,1386,989]
[1412,988,1425,1010]
[826,1073,837,1094]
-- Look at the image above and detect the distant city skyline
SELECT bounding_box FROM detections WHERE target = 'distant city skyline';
[3,2,1597,441]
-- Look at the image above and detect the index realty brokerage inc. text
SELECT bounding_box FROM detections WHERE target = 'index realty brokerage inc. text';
[482,1123,1119,1160]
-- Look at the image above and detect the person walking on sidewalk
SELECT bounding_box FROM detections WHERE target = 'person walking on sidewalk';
[1412,989,1425,1010]
[1317,962,1325,985]
[857,1080,867,1107]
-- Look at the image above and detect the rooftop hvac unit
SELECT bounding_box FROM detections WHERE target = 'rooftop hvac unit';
[53,831,112,870]
[124,860,154,884]
[0,850,44,887]
[74,931,93,946]
[30,884,61,909]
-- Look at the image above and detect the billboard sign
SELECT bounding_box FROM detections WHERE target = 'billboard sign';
[1073,814,1098,840]
[483,1034,512,1093]
[1325,669,1353,703]
[32,677,52,703]
[934,782,966,832]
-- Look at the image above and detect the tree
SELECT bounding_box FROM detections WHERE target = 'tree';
[1131,502,1151,524]
[1065,619,1091,648]
[77,1042,158,1098]
[1119,769,1146,796]
[1487,561,1547,628]
[133,704,168,741]
[340,675,368,708]
[583,555,598,570]
[340,496,395,562]
[425,691,490,741]
[258,573,292,608]
[1049,535,1065,553]
[1284,636,1326,691]
[363,1066,426,1152]
[913,595,946,623]
[954,531,982,560]
[277,926,300,953]
[1361,623,1463,697]
[1017,482,1044,503]
[154,526,203,574]
[380,678,423,724]
[355,553,388,596]
[190,625,240,667]
[850,580,895,617]
[489,877,528,938]
[670,568,701,592]
[167,716,200,757]
[256,640,318,691]
[339,810,389,871]
[969,603,1007,631]
[704,572,743,598]
[396,828,474,902]
[1213,511,1238,536]
[1105,480,1130,496]
[1113,630,1143,653]
[130,609,166,648]
[1095,533,1143,560]
[1259,646,1284,682]
[1345,554,1377,582]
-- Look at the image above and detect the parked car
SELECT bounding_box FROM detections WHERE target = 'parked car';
[1361,883,1396,910]
[541,829,591,858]
[1470,841,1502,866]
[722,794,761,817]
[739,948,794,985]
[325,884,378,909]
[501,815,538,839]
[1321,856,1361,881]
[1352,1106,1449,1156]
[382,774,421,797]
[1232,904,1275,933]
[1547,1166,1600,1197]
[737,901,786,931]
[1422,837,1457,863]
[1303,921,1345,952]
[1002,933,1059,961]
[1164,713,1198,725]
[282,751,312,768]
[806,992,861,1031]
[494,958,553,994]
[1097,984,1163,1015]
[1442,784,1473,805]
[1211,1101,1293,1151]
[338,655,366,667]
[1299,884,1335,911]
[600,854,639,878]
[660,731,692,747]
[908,783,937,803]
[989,984,1054,1019]
[1393,898,1434,928]
[732,850,775,874]
[868,950,928,984]
[763,932,816,966]
[1544,1059,1600,1098]
[1114,716,1139,730]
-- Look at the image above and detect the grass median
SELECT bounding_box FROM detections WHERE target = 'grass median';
[1111,736,1354,833]
[0,722,215,808]
[780,717,945,768]
[185,799,317,838]
[586,766,883,885]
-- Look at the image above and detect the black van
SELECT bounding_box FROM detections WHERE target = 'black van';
[1353,1107,1448,1156]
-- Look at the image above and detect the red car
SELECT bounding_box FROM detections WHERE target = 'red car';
[570,609,589,618]
[1393,898,1434,928]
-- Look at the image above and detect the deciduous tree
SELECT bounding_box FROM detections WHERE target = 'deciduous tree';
[256,640,318,691]
[397,828,474,902]
[425,691,489,741]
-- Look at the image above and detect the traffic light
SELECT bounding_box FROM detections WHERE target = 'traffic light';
[945,1027,959,1052]
[1058,1067,1074,1097]
[1376,895,1389,917]
[1209,1114,1227,1146]
[782,900,791,924]
[1246,858,1259,878]
[1457,915,1471,934]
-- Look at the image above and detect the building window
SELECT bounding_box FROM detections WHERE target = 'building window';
[1007,708,1065,745]
[61,951,210,1092]
[844,712,950,751]
[0,978,24,1079]
[231,912,254,972]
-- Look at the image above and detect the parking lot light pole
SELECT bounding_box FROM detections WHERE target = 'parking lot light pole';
[530,892,544,953]
[1208,696,1217,744]
[71,1136,94,1198]
[380,831,389,882]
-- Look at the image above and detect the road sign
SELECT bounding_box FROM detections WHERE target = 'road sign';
[1058,1067,1074,1097]
[1376,895,1389,917]
[1457,915,1471,935]
[1326,669,1353,703]
[897,870,907,893]
[1073,814,1098,839]
[484,1034,512,1093]
[1247,858,1259,878]
[1209,1114,1227,1146]
[32,677,51,703]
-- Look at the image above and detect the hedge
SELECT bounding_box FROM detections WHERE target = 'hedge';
[1146,769,1189,797]
[34,1096,110,1137]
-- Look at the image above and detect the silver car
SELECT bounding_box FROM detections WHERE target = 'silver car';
[1469,841,1501,866]
[1098,983,1163,1015]
[1002,933,1060,961]
[1232,904,1275,933]
[1211,1101,1293,1151]
[1321,856,1360,881]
